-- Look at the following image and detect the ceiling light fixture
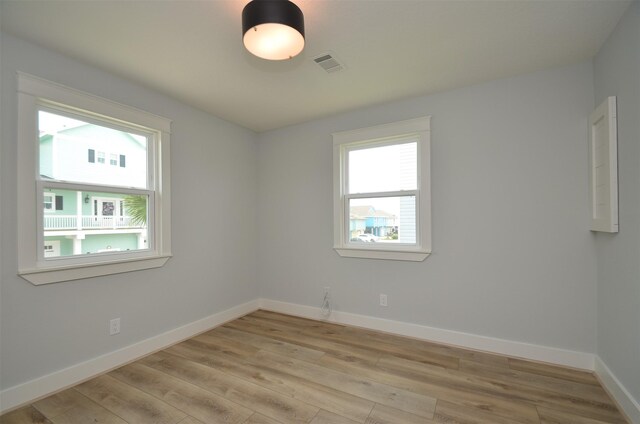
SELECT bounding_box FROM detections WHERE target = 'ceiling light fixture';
[242,0,305,61]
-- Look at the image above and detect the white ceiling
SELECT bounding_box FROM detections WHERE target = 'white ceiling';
[0,0,630,132]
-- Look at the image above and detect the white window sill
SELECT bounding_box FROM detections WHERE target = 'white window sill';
[18,254,172,285]
[334,247,430,262]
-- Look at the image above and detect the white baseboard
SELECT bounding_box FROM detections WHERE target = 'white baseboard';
[0,299,260,414]
[595,356,640,424]
[1,298,611,417]
[258,299,595,370]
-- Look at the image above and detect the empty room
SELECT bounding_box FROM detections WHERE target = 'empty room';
[0,0,639,423]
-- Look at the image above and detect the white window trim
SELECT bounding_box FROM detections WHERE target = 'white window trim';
[332,116,432,262]
[589,96,618,233]
[17,72,172,285]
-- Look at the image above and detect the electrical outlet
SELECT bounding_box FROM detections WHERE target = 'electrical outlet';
[380,294,388,307]
[109,318,121,335]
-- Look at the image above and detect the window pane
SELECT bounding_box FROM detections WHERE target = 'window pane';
[43,193,53,210]
[43,188,149,258]
[38,110,148,189]
[348,141,417,194]
[349,196,416,244]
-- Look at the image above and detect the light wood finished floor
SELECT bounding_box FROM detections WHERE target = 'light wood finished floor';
[1,310,628,424]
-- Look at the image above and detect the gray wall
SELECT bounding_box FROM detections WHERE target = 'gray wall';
[3,7,636,399]
[0,34,259,390]
[257,61,598,353]
[594,1,640,403]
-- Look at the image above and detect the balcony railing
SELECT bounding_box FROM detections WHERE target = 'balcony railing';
[44,215,145,230]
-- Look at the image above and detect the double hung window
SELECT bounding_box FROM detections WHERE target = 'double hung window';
[17,73,172,284]
[333,117,431,261]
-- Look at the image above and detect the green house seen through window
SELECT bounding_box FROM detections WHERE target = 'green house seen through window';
[39,110,149,258]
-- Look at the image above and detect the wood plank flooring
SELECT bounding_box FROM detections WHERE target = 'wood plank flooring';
[0,310,629,424]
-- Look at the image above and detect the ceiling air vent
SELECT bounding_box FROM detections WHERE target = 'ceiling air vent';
[313,53,344,73]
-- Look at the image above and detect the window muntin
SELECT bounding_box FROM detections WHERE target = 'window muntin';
[333,116,431,261]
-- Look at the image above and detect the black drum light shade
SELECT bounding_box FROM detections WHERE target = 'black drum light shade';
[242,0,305,60]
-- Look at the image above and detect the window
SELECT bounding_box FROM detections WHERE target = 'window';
[44,193,63,211]
[44,240,61,258]
[43,193,54,211]
[119,154,126,168]
[333,117,431,261]
[17,73,172,285]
